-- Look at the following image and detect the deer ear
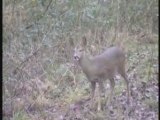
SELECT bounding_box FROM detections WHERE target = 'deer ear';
[82,36,87,47]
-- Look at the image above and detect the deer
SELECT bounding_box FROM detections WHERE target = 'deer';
[73,37,130,110]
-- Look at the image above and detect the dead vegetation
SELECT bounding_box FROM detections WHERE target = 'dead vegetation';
[3,0,158,120]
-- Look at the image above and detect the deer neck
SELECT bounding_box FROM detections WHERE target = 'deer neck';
[79,53,93,73]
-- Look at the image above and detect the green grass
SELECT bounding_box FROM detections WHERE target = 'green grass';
[12,111,29,120]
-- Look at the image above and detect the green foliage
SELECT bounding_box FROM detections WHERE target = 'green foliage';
[144,98,158,111]
[3,0,158,49]
[12,111,29,120]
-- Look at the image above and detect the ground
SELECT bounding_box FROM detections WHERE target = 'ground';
[3,32,158,120]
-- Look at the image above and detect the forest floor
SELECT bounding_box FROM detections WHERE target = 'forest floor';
[3,32,158,120]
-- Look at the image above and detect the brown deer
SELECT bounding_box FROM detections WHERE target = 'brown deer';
[73,38,130,110]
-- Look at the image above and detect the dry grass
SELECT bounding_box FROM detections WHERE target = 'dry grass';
[3,29,158,119]
[3,1,158,119]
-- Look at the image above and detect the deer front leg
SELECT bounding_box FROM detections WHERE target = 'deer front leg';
[97,81,105,111]
[107,78,115,105]
[90,81,96,99]
[98,81,105,97]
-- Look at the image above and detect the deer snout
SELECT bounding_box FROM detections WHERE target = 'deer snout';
[74,55,80,61]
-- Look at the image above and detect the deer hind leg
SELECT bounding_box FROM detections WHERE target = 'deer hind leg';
[90,81,96,107]
[118,63,130,104]
[97,81,105,111]
[90,81,96,99]
[108,78,115,105]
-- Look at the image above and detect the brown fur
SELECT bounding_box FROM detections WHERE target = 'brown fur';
[73,39,130,109]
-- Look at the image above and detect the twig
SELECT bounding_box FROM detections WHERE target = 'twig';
[12,46,43,75]
[44,0,53,14]
[25,0,53,29]
[12,43,60,75]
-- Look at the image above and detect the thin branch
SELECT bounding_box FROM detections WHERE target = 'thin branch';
[12,43,60,75]
[12,46,43,75]
[25,0,53,29]
[44,0,53,14]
